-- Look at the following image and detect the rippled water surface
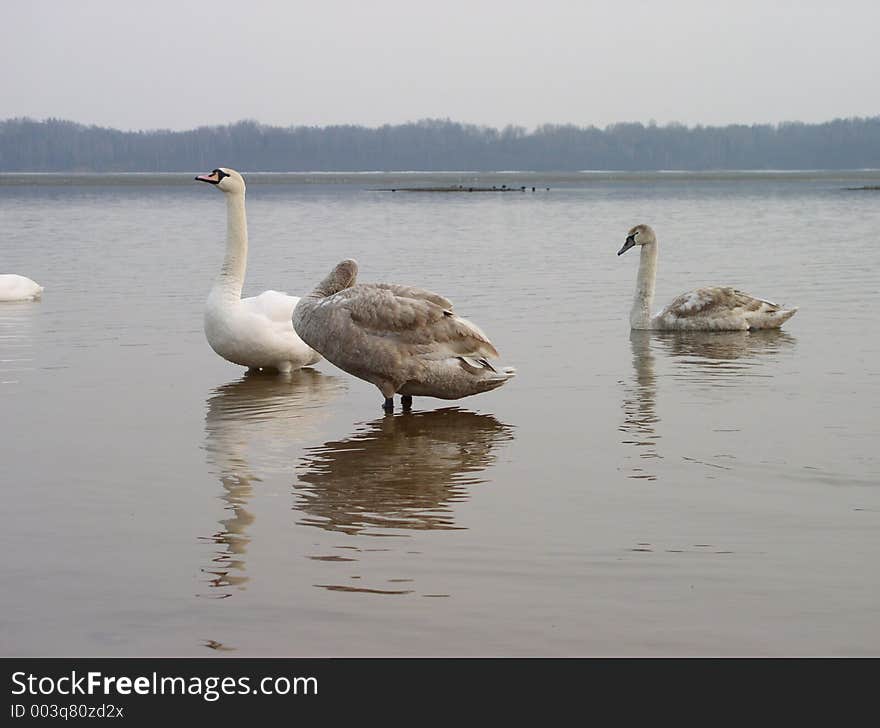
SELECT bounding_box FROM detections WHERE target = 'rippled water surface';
[1,171,878,655]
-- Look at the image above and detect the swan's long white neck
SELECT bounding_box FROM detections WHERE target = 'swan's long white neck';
[211,191,248,304]
[630,241,657,330]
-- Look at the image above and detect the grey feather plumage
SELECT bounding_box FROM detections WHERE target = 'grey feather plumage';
[293,259,515,402]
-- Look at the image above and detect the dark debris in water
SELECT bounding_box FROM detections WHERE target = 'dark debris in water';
[373,185,549,193]
[314,584,413,595]
[308,555,357,562]
[630,542,736,555]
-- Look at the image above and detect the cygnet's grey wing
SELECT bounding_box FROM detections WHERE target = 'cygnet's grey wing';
[370,283,453,310]
[340,284,500,359]
[659,287,783,320]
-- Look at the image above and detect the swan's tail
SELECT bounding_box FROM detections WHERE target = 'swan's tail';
[458,357,516,392]
[752,307,798,329]
[488,365,517,382]
[479,368,516,392]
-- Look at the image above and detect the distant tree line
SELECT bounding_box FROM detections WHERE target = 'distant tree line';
[1,116,879,172]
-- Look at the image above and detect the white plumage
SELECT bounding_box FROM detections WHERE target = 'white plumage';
[0,275,43,302]
[196,167,320,373]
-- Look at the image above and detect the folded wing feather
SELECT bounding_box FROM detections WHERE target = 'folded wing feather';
[341,285,500,359]
[662,287,783,319]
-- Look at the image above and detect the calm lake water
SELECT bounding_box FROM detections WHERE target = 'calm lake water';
[1,171,878,656]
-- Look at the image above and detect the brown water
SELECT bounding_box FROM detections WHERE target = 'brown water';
[1,171,878,655]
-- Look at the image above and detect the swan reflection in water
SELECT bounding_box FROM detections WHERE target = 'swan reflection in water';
[0,302,38,386]
[294,408,515,536]
[619,331,661,480]
[198,368,345,598]
[620,329,796,480]
[655,329,797,388]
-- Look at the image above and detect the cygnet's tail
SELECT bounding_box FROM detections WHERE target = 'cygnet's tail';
[481,368,516,392]
[753,306,798,329]
[459,356,516,392]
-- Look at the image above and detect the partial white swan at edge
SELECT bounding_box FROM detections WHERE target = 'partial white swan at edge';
[195,167,320,373]
[617,224,798,331]
[0,274,43,302]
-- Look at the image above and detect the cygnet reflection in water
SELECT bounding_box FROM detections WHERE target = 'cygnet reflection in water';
[619,329,797,481]
[294,408,514,536]
[198,368,345,598]
[655,329,797,388]
[619,331,661,481]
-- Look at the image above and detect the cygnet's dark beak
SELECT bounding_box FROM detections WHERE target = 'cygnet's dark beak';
[617,234,637,256]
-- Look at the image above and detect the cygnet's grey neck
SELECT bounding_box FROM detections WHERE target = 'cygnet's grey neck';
[630,241,658,330]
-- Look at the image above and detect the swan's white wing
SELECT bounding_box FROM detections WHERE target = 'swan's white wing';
[241,290,298,328]
[0,274,43,301]
[241,290,313,351]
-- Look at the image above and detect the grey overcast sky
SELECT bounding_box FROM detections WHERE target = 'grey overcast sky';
[2,0,878,131]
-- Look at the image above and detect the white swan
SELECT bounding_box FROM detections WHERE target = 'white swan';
[195,167,320,372]
[617,224,798,331]
[293,259,516,411]
[0,275,43,302]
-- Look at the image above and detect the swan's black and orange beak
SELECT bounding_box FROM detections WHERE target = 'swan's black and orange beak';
[195,169,221,185]
[617,234,637,256]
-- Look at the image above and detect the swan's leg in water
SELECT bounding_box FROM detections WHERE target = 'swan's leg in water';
[383,397,394,413]
[401,395,412,410]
